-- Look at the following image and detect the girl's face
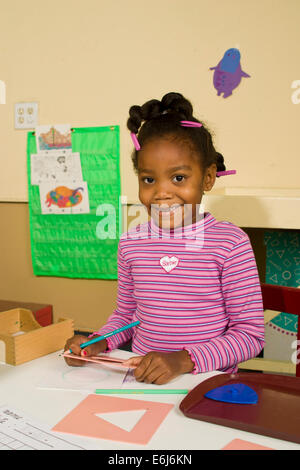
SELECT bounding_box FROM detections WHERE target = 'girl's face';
[137,138,216,230]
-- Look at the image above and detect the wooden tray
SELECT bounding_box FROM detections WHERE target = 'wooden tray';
[0,308,73,365]
[179,372,300,444]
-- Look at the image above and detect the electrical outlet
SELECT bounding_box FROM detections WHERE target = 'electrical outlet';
[15,102,38,129]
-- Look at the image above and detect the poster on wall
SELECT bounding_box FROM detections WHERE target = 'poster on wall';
[210,48,250,98]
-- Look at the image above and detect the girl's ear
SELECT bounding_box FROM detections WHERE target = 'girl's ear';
[203,164,217,191]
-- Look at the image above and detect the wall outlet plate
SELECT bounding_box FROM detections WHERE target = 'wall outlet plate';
[15,102,38,129]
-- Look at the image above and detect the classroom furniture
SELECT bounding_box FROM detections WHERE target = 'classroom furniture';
[0,350,299,450]
[180,372,300,444]
[0,299,52,327]
[0,308,74,365]
[238,283,300,377]
[202,188,300,230]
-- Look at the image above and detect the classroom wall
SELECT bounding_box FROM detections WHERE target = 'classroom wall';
[0,0,298,331]
[0,202,118,331]
[0,0,300,203]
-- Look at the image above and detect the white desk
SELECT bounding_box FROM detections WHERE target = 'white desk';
[1,350,300,451]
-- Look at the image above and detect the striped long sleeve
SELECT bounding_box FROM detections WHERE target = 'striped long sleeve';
[92,212,265,374]
[184,235,265,373]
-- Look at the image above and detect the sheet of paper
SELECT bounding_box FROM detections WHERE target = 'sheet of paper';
[31,152,83,185]
[52,394,174,445]
[0,405,87,450]
[63,352,130,367]
[39,181,90,214]
[35,124,72,153]
[37,351,129,393]
[38,350,221,393]
[122,367,221,391]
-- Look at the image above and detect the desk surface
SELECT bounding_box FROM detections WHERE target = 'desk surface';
[1,350,300,451]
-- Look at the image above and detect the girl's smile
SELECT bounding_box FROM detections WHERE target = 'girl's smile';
[137,138,216,230]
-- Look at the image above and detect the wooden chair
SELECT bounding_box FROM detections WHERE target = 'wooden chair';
[238,283,300,377]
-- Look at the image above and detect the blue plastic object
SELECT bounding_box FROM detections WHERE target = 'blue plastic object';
[204,383,258,405]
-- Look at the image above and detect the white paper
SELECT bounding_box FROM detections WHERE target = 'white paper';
[0,405,86,450]
[37,352,129,393]
[37,350,221,393]
[39,181,90,214]
[122,367,221,390]
[31,152,83,185]
[35,124,72,154]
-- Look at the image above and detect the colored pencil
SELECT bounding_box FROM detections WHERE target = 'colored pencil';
[69,320,140,353]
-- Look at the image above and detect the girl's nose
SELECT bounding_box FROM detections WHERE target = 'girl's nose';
[153,181,173,201]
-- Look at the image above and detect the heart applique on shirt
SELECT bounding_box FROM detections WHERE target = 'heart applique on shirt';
[159,256,179,273]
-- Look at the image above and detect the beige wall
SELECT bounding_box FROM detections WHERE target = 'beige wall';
[0,1,297,330]
[0,0,300,203]
[0,202,118,331]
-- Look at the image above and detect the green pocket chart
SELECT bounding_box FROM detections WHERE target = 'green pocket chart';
[27,126,121,279]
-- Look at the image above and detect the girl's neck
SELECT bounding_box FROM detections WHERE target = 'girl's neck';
[149,211,210,235]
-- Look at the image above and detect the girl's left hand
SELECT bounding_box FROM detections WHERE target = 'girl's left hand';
[123,350,194,385]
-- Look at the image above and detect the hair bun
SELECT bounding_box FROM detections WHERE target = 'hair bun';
[161,92,193,120]
[141,99,163,121]
[216,152,226,174]
[127,105,143,134]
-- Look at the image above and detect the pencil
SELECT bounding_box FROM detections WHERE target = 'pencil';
[69,320,140,353]
[94,389,189,395]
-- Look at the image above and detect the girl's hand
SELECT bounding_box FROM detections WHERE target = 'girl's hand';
[123,350,194,385]
[64,335,108,367]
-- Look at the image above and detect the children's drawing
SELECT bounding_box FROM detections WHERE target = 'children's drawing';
[46,186,83,208]
[39,181,90,214]
[210,48,250,98]
[30,152,83,185]
[35,124,72,153]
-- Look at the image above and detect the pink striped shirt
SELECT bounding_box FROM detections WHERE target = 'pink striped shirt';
[93,212,265,374]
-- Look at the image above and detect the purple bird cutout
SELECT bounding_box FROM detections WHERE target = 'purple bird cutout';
[210,48,250,98]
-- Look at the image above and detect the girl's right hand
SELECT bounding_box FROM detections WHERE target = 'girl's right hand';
[64,335,108,367]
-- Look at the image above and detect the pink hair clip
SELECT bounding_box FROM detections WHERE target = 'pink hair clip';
[216,170,237,177]
[180,121,203,128]
[130,132,141,151]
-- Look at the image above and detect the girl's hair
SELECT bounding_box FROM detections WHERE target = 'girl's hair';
[127,92,226,175]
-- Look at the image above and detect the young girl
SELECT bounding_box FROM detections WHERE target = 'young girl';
[64,92,265,384]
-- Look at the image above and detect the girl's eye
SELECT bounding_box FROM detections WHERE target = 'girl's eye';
[173,175,185,183]
[143,177,154,184]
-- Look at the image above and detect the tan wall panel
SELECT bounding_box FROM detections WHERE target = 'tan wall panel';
[0,203,118,332]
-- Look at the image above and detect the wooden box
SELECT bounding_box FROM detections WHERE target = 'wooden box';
[0,308,74,365]
[0,300,53,326]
